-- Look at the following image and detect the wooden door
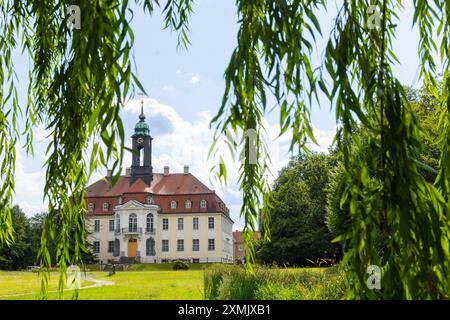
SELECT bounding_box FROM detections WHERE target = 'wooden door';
[128,239,137,257]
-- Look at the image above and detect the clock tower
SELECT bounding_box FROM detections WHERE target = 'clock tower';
[130,101,153,185]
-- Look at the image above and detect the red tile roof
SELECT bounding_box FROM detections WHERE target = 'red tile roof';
[233,231,242,243]
[86,173,212,196]
[84,173,231,218]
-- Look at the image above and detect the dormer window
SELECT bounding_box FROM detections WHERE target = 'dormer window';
[171,201,177,209]
[200,200,207,209]
[103,203,109,211]
[145,196,153,204]
[88,203,94,212]
[185,200,192,209]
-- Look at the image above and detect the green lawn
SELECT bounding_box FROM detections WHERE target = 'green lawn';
[0,271,94,298]
[0,265,338,300]
[0,269,204,300]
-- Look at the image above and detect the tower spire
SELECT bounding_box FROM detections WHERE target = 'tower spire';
[139,93,145,121]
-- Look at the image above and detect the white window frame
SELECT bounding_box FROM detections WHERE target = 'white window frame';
[102,202,109,211]
[185,200,192,209]
[208,217,214,229]
[108,241,114,253]
[109,219,115,232]
[171,201,177,209]
[162,240,169,252]
[193,217,199,230]
[146,213,154,232]
[200,200,207,209]
[192,239,200,251]
[94,220,100,233]
[93,241,100,253]
[163,218,169,230]
[177,239,184,252]
[208,239,215,251]
[178,218,184,231]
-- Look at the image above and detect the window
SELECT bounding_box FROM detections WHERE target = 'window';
[114,239,120,257]
[163,218,169,230]
[238,245,243,252]
[93,241,100,253]
[178,218,184,230]
[88,203,94,212]
[146,213,154,232]
[208,239,215,251]
[171,200,177,209]
[162,240,169,252]
[108,241,114,253]
[115,214,120,232]
[193,217,199,230]
[185,200,192,209]
[192,258,200,264]
[177,239,184,251]
[129,213,137,232]
[208,217,214,229]
[200,200,207,209]
[102,202,109,211]
[145,196,152,204]
[192,239,200,251]
[146,238,155,256]
[94,220,100,232]
[109,220,115,232]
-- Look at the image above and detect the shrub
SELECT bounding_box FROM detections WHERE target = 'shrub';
[204,265,346,300]
[172,260,189,270]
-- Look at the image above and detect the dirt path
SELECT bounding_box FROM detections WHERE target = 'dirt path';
[0,274,114,298]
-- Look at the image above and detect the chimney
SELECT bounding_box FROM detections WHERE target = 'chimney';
[125,167,131,176]
[184,165,189,174]
[164,166,170,176]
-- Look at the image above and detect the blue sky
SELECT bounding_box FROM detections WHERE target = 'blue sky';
[10,1,430,229]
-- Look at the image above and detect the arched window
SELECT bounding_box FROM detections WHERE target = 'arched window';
[103,202,109,211]
[129,213,137,232]
[146,213,154,233]
[185,200,192,209]
[145,196,152,204]
[115,214,120,232]
[171,201,177,209]
[146,237,155,256]
[200,200,207,209]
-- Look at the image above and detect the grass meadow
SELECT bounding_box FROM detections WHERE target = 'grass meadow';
[0,264,344,300]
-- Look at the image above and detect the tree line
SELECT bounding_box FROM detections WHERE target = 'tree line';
[257,85,441,268]
[0,206,95,270]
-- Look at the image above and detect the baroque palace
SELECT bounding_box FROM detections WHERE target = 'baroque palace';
[84,104,234,264]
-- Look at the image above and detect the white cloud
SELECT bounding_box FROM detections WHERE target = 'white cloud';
[174,69,201,85]
[13,96,335,224]
[13,147,47,216]
[190,74,200,84]
[161,84,176,92]
[121,97,335,227]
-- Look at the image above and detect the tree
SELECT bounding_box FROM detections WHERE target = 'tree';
[0,206,30,270]
[258,153,340,266]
